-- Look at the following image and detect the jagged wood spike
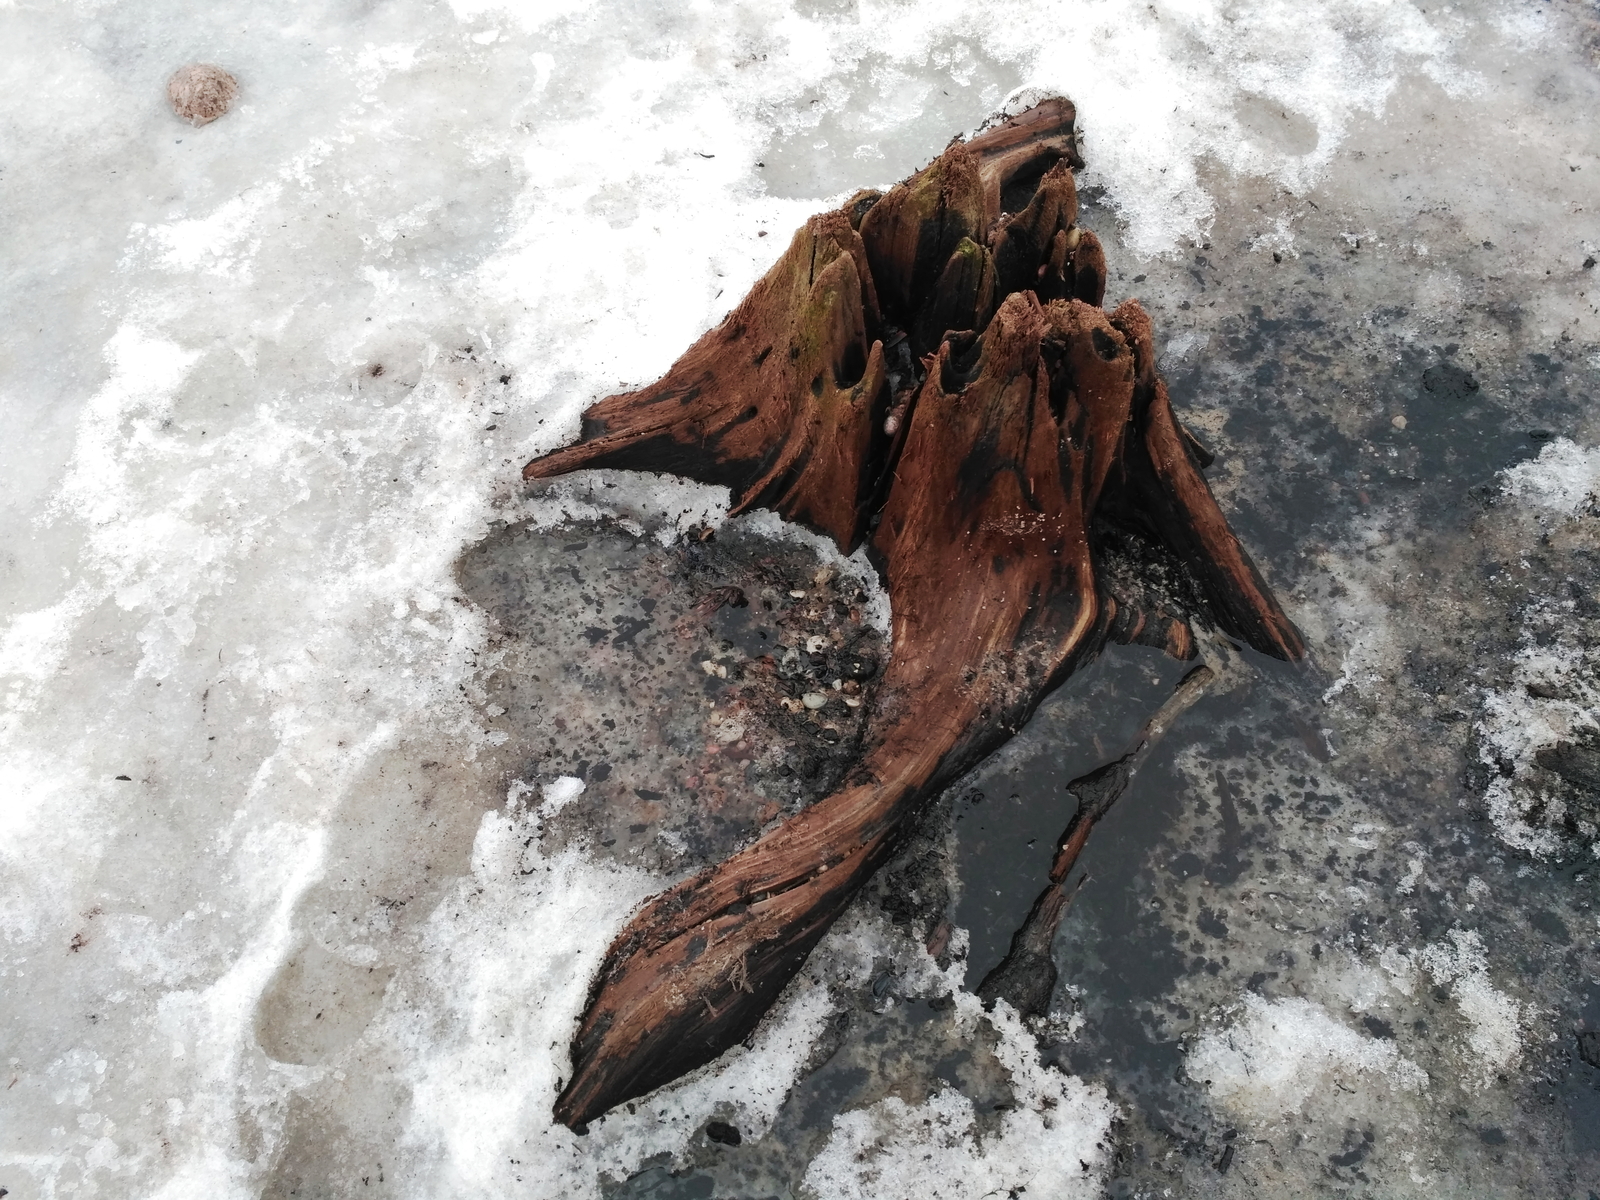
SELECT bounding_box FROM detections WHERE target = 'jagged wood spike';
[1106,301,1305,660]
[910,237,997,362]
[1069,228,1107,307]
[990,158,1079,298]
[858,141,988,352]
[965,96,1083,214]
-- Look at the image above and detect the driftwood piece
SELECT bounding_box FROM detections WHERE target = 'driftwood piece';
[523,99,1304,1129]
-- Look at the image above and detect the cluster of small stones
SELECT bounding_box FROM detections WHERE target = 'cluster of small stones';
[456,516,885,876]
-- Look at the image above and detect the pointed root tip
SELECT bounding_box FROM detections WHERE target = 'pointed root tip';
[1244,619,1306,664]
[553,1069,605,1131]
[523,444,592,481]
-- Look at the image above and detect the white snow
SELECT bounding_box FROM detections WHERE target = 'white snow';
[803,1000,1113,1200]
[1499,438,1600,518]
[1471,443,1600,856]
[0,0,1540,1194]
[1415,929,1526,1086]
[1186,995,1426,1119]
[1476,637,1598,856]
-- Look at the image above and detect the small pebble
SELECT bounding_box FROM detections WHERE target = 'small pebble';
[802,692,828,709]
[167,64,238,127]
[843,696,861,708]
[806,635,827,654]
[1391,414,1407,430]
[789,590,806,599]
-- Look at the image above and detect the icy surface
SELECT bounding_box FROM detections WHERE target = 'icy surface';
[3,0,1600,1196]
[379,810,823,1196]
[1470,440,1600,856]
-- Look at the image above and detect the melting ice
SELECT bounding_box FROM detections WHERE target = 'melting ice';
[0,0,1580,1196]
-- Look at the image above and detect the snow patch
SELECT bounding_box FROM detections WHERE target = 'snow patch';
[803,1000,1114,1200]
[1500,437,1600,518]
[1475,636,1600,857]
[538,774,586,815]
[1186,995,1426,1118]
[1415,929,1525,1085]
[1470,442,1600,855]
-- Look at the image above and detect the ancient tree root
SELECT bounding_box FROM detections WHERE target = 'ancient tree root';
[523,99,1304,1130]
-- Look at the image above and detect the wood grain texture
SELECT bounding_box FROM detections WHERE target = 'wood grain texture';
[521,100,1303,1129]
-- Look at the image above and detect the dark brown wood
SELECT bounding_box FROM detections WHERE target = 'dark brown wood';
[522,206,890,550]
[522,101,1304,1130]
[523,99,1083,550]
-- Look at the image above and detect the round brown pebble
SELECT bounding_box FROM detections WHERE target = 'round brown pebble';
[167,64,238,127]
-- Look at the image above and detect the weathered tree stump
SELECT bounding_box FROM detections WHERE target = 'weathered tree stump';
[523,98,1303,1130]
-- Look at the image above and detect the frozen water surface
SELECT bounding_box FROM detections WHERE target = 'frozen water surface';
[3,0,1600,1196]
